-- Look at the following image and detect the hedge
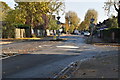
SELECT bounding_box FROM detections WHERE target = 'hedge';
[100,27,120,43]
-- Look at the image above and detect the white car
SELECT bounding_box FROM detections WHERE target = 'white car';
[74,30,80,35]
[84,32,90,36]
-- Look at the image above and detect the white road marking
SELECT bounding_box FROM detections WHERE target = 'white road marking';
[38,46,42,47]
[56,46,79,49]
[42,45,52,47]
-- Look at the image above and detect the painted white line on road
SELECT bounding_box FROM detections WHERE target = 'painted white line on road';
[62,49,78,51]
[57,47,96,51]
[42,45,51,46]
[38,46,42,47]
[56,46,79,49]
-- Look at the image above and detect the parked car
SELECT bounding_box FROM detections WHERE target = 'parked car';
[81,31,84,35]
[74,29,80,35]
[84,31,90,36]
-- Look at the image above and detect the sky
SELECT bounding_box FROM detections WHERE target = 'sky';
[0,0,117,23]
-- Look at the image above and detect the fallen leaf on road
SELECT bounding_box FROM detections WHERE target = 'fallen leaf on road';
[112,68,118,72]
[61,75,68,78]
[88,70,96,72]
[82,73,86,75]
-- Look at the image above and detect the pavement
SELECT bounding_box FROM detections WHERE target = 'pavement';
[84,36,120,47]
[71,52,119,78]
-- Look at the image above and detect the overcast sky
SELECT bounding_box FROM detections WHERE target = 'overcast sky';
[0,0,117,23]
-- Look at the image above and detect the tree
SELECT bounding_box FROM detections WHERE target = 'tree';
[104,16,118,28]
[69,24,75,33]
[65,11,80,33]
[65,18,69,33]
[14,2,49,27]
[78,21,89,31]
[104,0,120,27]
[0,1,11,21]
[80,9,98,31]
[12,0,64,37]
[0,2,15,38]
[84,9,98,24]
[48,17,60,30]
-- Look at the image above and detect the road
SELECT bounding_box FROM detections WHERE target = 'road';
[2,35,118,78]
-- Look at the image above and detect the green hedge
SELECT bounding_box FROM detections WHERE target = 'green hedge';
[101,27,120,43]
[13,23,30,29]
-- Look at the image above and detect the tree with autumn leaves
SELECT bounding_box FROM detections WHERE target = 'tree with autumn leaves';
[0,1,14,38]
[1,0,65,38]
[15,1,65,37]
[65,11,80,33]
[0,1,11,21]
[78,9,98,31]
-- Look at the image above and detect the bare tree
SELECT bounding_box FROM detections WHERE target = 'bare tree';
[104,0,120,27]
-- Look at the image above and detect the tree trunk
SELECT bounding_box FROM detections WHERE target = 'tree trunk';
[25,16,32,37]
[118,10,120,27]
[42,14,48,37]
[114,3,120,27]
[119,0,120,27]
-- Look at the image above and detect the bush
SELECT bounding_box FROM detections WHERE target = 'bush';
[101,27,120,43]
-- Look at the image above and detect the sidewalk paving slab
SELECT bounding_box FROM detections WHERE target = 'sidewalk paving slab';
[71,53,119,78]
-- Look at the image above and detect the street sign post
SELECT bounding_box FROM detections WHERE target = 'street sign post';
[57,21,61,24]
[55,16,61,40]
[90,18,95,22]
[87,18,95,44]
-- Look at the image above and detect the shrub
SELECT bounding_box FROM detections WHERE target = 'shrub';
[101,27,120,43]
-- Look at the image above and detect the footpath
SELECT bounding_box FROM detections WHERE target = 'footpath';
[55,36,119,79]
[72,37,119,78]
[85,36,120,47]
[71,52,119,78]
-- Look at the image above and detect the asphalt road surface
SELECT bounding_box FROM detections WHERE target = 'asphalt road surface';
[2,35,118,78]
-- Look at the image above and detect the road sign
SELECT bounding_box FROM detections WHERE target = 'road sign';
[91,18,95,22]
[57,16,61,20]
[57,21,61,24]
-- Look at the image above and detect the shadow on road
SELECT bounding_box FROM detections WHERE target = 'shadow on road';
[2,54,78,78]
